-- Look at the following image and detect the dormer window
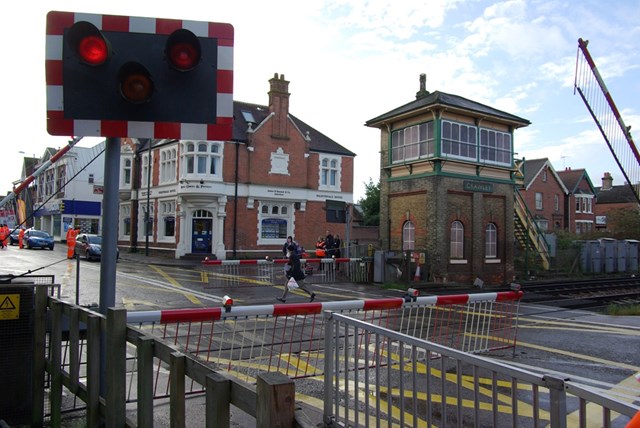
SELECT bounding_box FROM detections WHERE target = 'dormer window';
[241,110,256,124]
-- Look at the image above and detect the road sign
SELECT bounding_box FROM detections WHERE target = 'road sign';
[45,11,234,140]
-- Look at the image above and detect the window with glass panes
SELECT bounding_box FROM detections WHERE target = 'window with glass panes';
[442,121,477,161]
[403,221,415,251]
[485,223,497,258]
[320,155,341,190]
[479,128,512,166]
[160,149,177,184]
[450,221,464,259]
[259,202,292,242]
[160,201,175,238]
[182,141,222,179]
[391,122,435,163]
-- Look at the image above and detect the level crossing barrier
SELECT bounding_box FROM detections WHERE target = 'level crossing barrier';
[201,257,372,287]
[323,311,639,427]
[127,291,523,395]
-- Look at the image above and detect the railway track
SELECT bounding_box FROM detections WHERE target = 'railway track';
[517,276,640,310]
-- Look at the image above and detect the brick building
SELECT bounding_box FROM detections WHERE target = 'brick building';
[556,168,597,234]
[594,172,640,231]
[118,73,355,259]
[365,75,530,285]
[520,158,568,231]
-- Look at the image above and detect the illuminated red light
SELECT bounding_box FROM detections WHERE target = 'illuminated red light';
[78,35,108,65]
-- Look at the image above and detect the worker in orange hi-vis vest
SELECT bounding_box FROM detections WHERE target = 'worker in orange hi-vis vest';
[627,410,640,428]
[66,226,79,259]
[1,224,8,248]
[18,227,25,249]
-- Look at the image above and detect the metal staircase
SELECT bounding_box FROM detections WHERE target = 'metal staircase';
[513,160,550,270]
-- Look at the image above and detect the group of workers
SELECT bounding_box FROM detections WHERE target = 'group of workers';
[0,223,80,254]
[0,224,25,249]
[315,230,342,259]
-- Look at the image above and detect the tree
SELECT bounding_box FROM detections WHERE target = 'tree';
[358,178,380,226]
[605,208,640,239]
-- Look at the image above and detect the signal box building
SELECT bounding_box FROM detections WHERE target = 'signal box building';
[118,73,355,259]
[365,75,530,285]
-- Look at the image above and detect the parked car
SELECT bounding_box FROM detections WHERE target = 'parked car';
[75,233,119,261]
[24,230,55,250]
[9,228,20,245]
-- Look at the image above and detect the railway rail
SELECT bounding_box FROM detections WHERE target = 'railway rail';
[517,276,640,309]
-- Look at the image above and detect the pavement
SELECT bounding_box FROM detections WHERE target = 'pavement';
[118,249,206,268]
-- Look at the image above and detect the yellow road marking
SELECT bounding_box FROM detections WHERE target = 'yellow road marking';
[514,338,639,372]
[150,265,202,305]
[554,374,640,428]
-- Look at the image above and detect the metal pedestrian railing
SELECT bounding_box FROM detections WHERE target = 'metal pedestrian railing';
[200,257,373,287]
[323,311,639,428]
[127,291,523,388]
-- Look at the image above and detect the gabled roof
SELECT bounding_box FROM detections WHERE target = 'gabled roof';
[523,158,568,194]
[595,184,639,204]
[233,101,356,157]
[557,168,596,195]
[365,90,531,128]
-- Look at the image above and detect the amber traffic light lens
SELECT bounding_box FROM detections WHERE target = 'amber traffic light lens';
[119,63,154,103]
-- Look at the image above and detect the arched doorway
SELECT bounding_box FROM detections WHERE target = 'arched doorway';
[191,209,213,253]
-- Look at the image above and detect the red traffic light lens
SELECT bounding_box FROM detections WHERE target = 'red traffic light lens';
[166,30,201,71]
[119,62,154,103]
[67,21,110,66]
[78,35,108,65]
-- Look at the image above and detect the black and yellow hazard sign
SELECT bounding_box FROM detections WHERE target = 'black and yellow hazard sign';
[0,294,20,320]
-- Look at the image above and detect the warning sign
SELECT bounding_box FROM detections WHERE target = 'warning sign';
[0,294,19,320]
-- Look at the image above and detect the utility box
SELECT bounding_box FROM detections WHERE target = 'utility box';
[617,240,628,272]
[600,238,617,273]
[625,240,639,272]
[373,251,385,283]
[0,283,35,426]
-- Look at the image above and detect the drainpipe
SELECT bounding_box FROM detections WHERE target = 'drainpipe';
[145,139,152,256]
[233,142,239,258]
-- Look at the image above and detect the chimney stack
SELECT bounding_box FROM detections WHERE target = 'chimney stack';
[416,73,429,99]
[268,73,290,139]
[601,172,613,190]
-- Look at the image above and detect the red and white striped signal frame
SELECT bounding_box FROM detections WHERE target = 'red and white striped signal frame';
[45,11,234,140]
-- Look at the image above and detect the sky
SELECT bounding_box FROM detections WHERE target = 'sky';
[1,0,639,201]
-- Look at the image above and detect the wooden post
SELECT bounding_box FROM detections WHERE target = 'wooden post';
[170,352,186,428]
[206,372,230,428]
[137,336,155,428]
[255,371,295,428]
[106,308,127,428]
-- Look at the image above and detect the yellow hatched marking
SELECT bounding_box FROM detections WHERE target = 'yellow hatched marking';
[150,265,202,305]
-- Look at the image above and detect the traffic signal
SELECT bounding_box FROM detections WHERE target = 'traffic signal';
[59,201,65,212]
[46,11,234,140]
